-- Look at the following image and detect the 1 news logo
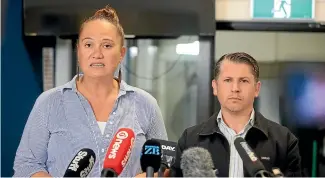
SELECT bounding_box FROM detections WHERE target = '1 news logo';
[144,145,160,155]
[108,130,130,159]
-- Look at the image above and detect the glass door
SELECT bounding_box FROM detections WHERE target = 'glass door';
[122,35,214,141]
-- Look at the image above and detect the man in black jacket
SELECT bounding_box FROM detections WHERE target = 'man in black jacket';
[170,52,302,177]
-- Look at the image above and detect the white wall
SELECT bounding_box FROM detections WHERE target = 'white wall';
[216,31,325,62]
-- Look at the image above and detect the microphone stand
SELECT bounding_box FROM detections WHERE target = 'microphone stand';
[146,166,154,178]
[101,168,118,177]
[254,170,274,177]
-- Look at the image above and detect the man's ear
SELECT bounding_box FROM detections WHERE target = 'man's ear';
[255,81,261,97]
[212,79,218,96]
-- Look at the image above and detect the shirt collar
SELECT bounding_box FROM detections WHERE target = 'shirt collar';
[199,110,268,138]
[60,74,135,93]
[216,109,255,128]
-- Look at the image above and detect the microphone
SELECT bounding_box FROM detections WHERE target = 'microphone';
[140,139,162,177]
[180,147,215,177]
[234,137,273,177]
[63,148,96,177]
[101,128,135,177]
[153,139,177,177]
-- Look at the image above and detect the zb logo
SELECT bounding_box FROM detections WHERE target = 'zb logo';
[144,145,160,155]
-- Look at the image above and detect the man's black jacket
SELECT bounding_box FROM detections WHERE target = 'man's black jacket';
[169,111,302,177]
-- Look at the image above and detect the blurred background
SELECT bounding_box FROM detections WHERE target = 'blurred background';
[1,0,325,176]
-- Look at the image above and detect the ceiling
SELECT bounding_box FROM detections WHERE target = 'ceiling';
[23,0,216,37]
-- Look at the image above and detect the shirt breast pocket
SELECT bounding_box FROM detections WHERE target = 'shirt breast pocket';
[47,128,74,174]
[48,126,77,147]
[118,116,147,142]
[48,127,79,162]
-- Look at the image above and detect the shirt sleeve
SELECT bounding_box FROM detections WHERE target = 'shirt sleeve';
[145,98,168,141]
[13,93,52,177]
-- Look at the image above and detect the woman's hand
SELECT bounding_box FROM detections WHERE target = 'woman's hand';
[135,169,170,177]
[31,171,52,177]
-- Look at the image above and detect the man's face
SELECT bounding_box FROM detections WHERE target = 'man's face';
[212,60,261,113]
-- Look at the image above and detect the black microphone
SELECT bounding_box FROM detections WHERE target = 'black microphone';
[153,139,177,177]
[140,139,162,177]
[234,137,273,177]
[63,148,96,177]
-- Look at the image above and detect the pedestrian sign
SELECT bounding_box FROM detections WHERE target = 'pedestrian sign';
[251,0,315,20]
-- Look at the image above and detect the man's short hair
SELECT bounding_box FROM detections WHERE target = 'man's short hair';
[214,52,259,82]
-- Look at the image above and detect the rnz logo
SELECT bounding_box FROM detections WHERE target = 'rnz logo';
[144,145,160,155]
[68,151,88,171]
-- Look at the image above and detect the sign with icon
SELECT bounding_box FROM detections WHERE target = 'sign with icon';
[251,0,315,20]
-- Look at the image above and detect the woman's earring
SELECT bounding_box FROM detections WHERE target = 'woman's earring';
[118,66,122,84]
[76,62,80,81]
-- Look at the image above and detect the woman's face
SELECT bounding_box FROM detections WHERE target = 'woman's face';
[77,19,125,79]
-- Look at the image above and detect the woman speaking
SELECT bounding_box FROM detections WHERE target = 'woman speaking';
[13,5,168,177]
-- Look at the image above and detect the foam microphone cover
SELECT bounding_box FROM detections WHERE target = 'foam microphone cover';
[180,147,215,177]
[140,139,162,172]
